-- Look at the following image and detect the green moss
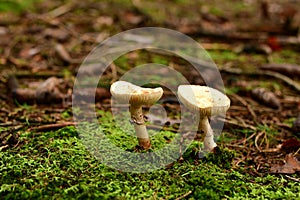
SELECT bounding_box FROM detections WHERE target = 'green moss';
[1,111,299,199]
[272,50,300,64]
[0,0,40,13]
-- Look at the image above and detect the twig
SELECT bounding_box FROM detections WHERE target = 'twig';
[230,93,257,121]
[28,122,77,132]
[285,175,300,183]
[0,145,9,151]
[55,44,82,64]
[223,118,257,130]
[175,191,192,200]
[237,131,257,145]
[46,3,73,18]
[226,144,250,149]
[0,122,14,127]
[255,131,265,152]
[260,145,282,153]
[294,147,300,156]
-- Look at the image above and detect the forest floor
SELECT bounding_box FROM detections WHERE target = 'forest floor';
[0,0,300,199]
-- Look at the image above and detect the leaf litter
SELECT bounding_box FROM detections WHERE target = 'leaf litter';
[0,0,299,194]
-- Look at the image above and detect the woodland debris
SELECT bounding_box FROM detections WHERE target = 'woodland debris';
[8,76,68,104]
[0,129,19,150]
[19,47,40,59]
[267,36,281,51]
[281,138,300,153]
[55,44,72,63]
[260,63,300,78]
[46,3,74,19]
[122,11,145,25]
[28,122,77,132]
[13,88,36,104]
[43,28,70,42]
[234,43,272,55]
[7,75,19,92]
[35,77,66,104]
[251,87,281,109]
[292,115,300,136]
[72,87,111,102]
[8,76,110,104]
[270,153,300,174]
[221,68,300,93]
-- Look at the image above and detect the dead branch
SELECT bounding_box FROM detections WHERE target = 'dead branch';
[221,67,300,93]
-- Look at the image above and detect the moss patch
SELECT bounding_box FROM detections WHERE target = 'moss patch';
[1,112,300,199]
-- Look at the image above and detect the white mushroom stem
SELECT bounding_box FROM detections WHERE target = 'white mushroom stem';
[129,105,151,149]
[200,116,217,151]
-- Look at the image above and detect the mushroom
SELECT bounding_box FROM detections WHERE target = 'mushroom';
[178,85,230,151]
[110,81,163,149]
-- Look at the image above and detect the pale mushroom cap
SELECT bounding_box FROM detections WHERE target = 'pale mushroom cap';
[110,81,163,105]
[178,85,230,116]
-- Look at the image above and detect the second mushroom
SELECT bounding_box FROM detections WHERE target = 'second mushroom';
[110,81,163,150]
[178,85,230,151]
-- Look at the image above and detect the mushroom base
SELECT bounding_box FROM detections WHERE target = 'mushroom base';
[137,137,151,150]
[130,105,151,150]
[133,124,151,149]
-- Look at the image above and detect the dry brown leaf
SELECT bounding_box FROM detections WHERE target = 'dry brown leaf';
[19,47,40,59]
[122,11,144,25]
[96,16,114,26]
[270,153,300,174]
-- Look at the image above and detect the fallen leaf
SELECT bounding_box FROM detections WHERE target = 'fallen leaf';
[0,26,8,35]
[270,153,300,174]
[267,36,281,51]
[281,138,300,153]
[96,16,114,26]
[122,11,144,25]
[19,47,40,59]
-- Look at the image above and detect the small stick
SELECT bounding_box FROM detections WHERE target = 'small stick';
[230,93,257,121]
[285,175,300,183]
[175,191,192,200]
[47,3,73,18]
[28,122,77,132]
[255,131,265,152]
[294,147,300,156]
[222,117,257,130]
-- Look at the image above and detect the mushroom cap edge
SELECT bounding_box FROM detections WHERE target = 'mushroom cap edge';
[178,85,230,116]
[110,81,163,105]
